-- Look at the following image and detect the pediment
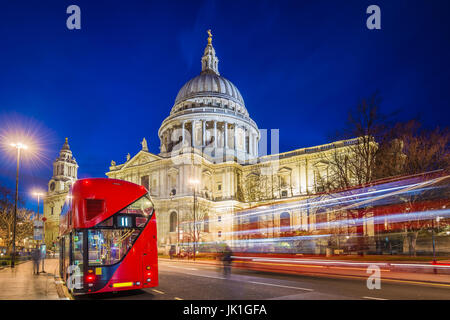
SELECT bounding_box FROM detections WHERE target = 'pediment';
[124,151,161,168]
[277,166,292,174]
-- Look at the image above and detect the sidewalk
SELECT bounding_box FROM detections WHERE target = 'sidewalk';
[0,258,64,300]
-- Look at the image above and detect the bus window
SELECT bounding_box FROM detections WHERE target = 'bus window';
[88,229,140,266]
[119,195,154,216]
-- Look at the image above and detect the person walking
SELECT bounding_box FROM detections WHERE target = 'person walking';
[222,245,233,277]
[31,247,41,275]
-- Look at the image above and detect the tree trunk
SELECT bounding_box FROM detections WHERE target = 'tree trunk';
[407,231,418,257]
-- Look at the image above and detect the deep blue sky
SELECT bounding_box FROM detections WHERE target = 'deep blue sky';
[0,0,449,210]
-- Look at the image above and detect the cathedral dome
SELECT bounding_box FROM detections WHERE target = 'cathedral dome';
[159,30,260,162]
[174,73,244,106]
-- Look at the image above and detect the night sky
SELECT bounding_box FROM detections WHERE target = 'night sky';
[0,0,449,210]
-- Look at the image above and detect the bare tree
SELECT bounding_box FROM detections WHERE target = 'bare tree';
[0,185,34,254]
[181,200,213,250]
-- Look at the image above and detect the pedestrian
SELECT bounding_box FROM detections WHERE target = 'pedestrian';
[31,247,41,275]
[169,246,175,260]
[222,245,233,277]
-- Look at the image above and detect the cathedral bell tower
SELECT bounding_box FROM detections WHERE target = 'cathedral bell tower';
[44,137,78,250]
[48,138,78,193]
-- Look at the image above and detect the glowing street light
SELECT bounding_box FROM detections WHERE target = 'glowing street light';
[32,191,45,221]
[10,142,28,268]
[189,178,200,261]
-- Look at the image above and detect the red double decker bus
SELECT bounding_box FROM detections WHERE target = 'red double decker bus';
[59,178,158,294]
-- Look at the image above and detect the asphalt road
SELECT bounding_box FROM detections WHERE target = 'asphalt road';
[77,259,450,300]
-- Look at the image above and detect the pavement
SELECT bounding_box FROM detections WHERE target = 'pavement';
[77,258,450,300]
[0,258,69,300]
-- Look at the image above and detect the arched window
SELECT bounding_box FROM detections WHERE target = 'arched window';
[280,212,291,232]
[203,214,209,233]
[169,211,177,232]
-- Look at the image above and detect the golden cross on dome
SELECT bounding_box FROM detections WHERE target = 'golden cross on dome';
[207,29,212,45]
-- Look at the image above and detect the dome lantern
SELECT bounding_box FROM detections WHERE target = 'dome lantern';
[201,29,219,75]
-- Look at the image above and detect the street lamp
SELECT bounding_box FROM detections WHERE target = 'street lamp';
[10,142,28,268]
[32,190,45,272]
[189,178,200,261]
[169,189,180,257]
[32,191,44,221]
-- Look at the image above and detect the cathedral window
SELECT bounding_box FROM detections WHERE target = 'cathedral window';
[280,212,291,233]
[169,211,177,232]
[141,175,149,191]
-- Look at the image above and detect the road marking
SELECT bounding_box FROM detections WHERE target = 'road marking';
[248,281,313,292]
[165,265,198,271]
[54,280,64,284]
[185,273,226,280]
[174,297,183,300]
[152,289,165,294]
[362,296,388,300]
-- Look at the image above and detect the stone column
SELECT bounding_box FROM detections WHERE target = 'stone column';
[182,121,185,146]
[192,120,196,147]
[253,133,257,156]
[249,132,253,155]
[224,121,228,149]
[202,120,206,146]
[234,124,238,151]
[213,121,217,148]
[244,128,250,153]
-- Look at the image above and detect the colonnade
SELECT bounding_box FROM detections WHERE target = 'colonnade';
[161,119,258,156]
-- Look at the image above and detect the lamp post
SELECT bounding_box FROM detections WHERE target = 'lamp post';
[169,190,180,257]
[10,142,28,268]
[32,191,44,222]
[189,178,200,261]
[32,190,45,272]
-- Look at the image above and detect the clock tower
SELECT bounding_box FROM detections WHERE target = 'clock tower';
[48,137,78,193]
[43,138,78,249]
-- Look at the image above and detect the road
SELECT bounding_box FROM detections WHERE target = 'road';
[77,258,450,300]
